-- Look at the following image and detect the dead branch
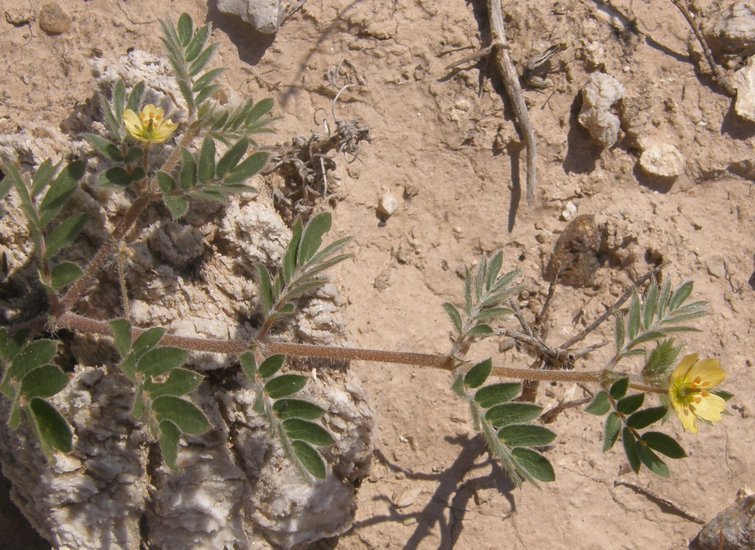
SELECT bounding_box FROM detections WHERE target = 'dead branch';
[614,479,707,524]
[671,0,735,97]
[487,0,537,204]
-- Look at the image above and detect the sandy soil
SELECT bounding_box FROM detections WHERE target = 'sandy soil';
[0,0,753,548]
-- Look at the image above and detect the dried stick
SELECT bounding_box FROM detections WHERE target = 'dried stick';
[487,0,537,204]
[671,0,735,97]
[614,479,706,524]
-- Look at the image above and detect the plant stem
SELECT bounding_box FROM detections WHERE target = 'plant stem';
[56,312,664,394]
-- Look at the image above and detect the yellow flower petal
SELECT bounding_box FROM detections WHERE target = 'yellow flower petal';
[123,104,177,144]
[687,359,726,387]
[672,400,698,433]
[123,109,146,141]
[692,393,726,422]
[670,353,698,384]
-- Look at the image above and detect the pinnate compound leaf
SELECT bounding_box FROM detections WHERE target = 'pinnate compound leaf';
[474,382,521,408]
[282,419,334,446]
[158,420,181,470]
[637,444,669,478]
[616,393,645,415]
[137,347,189,378]
[486,402,542,428]
[292,440,326,479]
[627,406,667,430]
[144,368,203,398]
[627,292,641,341]
[239,352,257,381]
[39,160,86,226]
[44,213,88,259]
[51,261,83,290]
[20,365,68,399]
[132,328,165,358]
[298,212,332,265]
[585,391,611,415]
[464,358,492,389]
[29,398,72,454]
[643,339,681,384]
[622,428,641,473]
[258,355,285,379]
[265,375,307,399]
[273,399,325,420]
[498,424,556,447]
[152,396,210,435]
[609,378,629,400]
[511,448,555,482]
[641,432,686,459]
[603,412,621,452]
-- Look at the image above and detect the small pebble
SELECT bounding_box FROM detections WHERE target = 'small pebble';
[705,255,726,278]
[377,192,398,221]
[638,143,685,178]
[38,2,70,35]
[560,201,578,221]
[392,487,421,509]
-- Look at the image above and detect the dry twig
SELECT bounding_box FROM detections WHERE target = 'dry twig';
[487,0,537,204]
[671,0,735,96]
[614,479,707,524]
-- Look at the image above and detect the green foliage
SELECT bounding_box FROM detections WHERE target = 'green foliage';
[443,251,520,350]
[109,319,208,469]
[585,377,684,477]
[240,352,332,481]
[454,359,555,486]
[256,212,350,326]
[614,280,707,362]
[0,329,71,455]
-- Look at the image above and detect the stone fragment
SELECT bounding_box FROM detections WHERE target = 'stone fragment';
[690,494,754,550]
[5,8,33,26]
[560,201,577,221]
[38,2,70,35]
[377,191,398,221]
[705,254,726,278]
[216,0,282,34]
[392,487,422,509]
[577,73,625,148]
[638,143,685,179]
[714,2,755,52]
[733,55,755,123]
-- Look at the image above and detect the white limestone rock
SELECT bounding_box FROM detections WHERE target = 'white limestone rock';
[714,2,755,52]
[732,55,755,123]
[577,73,625,148]
[638,142,685,179]
[216,0,284,34]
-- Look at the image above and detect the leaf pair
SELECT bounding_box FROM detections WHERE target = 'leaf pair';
[454,358,555,486]
[0,329,72,455]
[1,160,88,290]
[443,251,520,343]
[157,136,268,219]
[256,212,350,324]
[110,319,208,469]
[615,279,707,362]
[161,13,219,115]
[586,378,685,478]
[241,353,333,480]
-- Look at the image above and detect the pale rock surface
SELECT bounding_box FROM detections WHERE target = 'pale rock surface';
[577,72,625,148]
[714,1,755,52]
[216,0,284,34]
[638,142,685,178]
[732,55,755,123]
[0,52,374,549]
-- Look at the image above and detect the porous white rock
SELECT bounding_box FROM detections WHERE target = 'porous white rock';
[577,73,625,148]
[715,2,755,51]
[638,143,685,178]
[733,55,755,123]
[216,0,283,34]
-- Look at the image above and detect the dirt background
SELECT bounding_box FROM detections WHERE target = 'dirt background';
[0,0,753,548]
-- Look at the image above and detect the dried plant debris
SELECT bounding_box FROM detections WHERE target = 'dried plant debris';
[266,120,371,224]
[545,214,602,287]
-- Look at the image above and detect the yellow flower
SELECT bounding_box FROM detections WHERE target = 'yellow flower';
[668,353,726,434]
[123,104,177,144]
